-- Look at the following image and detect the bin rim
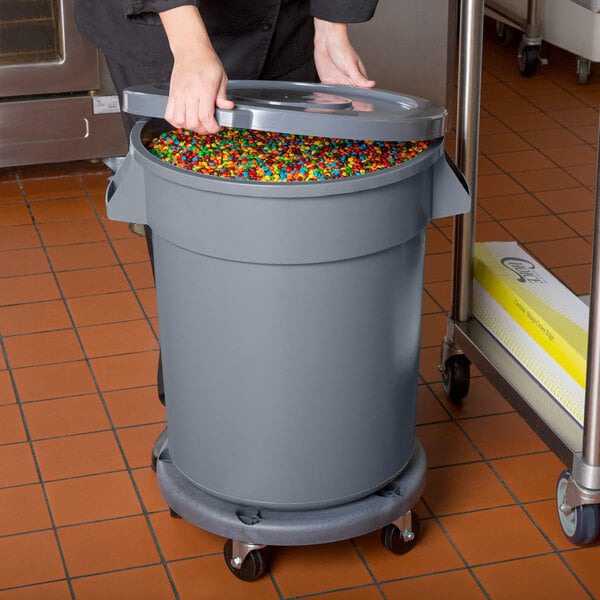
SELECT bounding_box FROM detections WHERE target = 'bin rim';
[132,119,445,199]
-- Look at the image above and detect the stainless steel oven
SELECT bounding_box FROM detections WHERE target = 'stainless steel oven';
[0,0,128,167]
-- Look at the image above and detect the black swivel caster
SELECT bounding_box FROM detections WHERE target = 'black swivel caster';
[223,539,268,581]
[381,511,421,555]
[495,21,514,46]
[442,354,471,403]
[518,44,540,78]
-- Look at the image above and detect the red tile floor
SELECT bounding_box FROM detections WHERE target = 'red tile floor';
[0,18,599,600]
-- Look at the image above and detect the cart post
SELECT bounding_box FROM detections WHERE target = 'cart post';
[450,0,484,324]
[575,115,600,483]
[439,0,484,399]
[555,115,600,546]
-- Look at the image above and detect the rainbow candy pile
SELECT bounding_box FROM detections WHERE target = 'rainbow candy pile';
[147,128,430,182]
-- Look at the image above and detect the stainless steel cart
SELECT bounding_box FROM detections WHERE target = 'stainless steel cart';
[440,0,600,545]
[485,0,600,83]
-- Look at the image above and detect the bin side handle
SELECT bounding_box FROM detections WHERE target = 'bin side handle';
[105,148,148,225]
[431,152,471,220]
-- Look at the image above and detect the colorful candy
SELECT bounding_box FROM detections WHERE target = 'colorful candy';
[147,128,431,182]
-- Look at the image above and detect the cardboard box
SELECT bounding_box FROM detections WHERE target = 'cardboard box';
[473,241,588,424]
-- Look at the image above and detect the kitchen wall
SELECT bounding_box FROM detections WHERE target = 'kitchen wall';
[348,0,458,113]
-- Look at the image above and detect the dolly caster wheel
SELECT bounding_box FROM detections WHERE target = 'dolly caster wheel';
[442,355,470,403]
[169,508,181,519]
[224,539,268,581]
[556,470,600,545]
[381,512,421,555]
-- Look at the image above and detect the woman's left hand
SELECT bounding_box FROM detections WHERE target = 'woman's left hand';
[313,18,375,88]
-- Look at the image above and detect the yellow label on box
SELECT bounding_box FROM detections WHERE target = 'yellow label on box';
[474,242,588,387]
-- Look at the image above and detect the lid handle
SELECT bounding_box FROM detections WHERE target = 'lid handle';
[122,83,250,127]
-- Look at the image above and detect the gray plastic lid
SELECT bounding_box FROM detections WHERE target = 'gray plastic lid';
[122,80,446,141]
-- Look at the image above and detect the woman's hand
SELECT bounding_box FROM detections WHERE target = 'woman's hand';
[160,6,234,134]
[313,18,375,88]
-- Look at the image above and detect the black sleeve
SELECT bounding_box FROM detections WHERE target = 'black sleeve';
[310,0,378,23]
[125,0,198,23]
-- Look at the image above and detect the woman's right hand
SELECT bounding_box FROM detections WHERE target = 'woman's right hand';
[160,6,234,134]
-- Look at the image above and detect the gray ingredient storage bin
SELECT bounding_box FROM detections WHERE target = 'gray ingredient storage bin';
[106,80,470,579]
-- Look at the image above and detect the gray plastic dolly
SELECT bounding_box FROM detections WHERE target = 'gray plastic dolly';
[155,434,426,581]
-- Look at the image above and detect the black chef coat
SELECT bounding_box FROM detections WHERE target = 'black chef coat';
[74,0,378,407]
[74,0,378,80]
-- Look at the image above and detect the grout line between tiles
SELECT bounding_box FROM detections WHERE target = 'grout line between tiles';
[0,525,55,542]
[0,386,138,407]
[478,99,597,227]
[283,583,385,600]
[8,174,182,600]
[66,560,164,582]
[0,274,77,598]
[417,375,597,595]
[1,468,157,492]
[418,496,493,600]
[375,564,492,586]
[0,579,70,596]
[349,538,389,599]
[437,401,597,598]
[0,512,143,537]
[518,505,598,598]
[163,552,224,565]
[267,569,285,600]
[3,349,157,371]
[81,193,160,345]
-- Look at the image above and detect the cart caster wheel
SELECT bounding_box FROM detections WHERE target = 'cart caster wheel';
[381,512,421,555]
[169,508,181,519]
[442,355,470,403]
[518,45,540,77]
[556,470,600,545]
[224,539,267,581]
[576,57,591,85]
[495,21,514,46]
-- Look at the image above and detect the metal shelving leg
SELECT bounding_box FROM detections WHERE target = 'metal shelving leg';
[439,0,484,396]
[580,117,600,477]
[517,0,543,77]
[557,118,600,543]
